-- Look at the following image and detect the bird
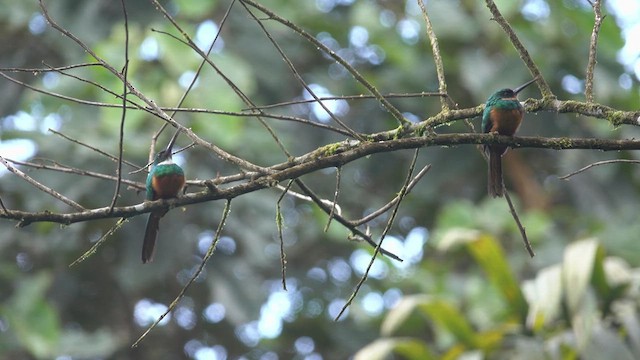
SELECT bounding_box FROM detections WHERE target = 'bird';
[142,129,185,263]
[482,77,537,197]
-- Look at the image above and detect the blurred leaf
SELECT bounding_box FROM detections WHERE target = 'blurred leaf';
[582,324,635,360]
[382,294,480,348]
[5,272,60,359]
[562,238,600,315]
[416,299,479,348]
[57,328,122,358]
[354,337,436,360]
[435,200,477,231]
[173,0,218,17]
[435,228,481,252]
[381,294,428,336]
[522,265,562,332]
[615,301,640,357]
[466,234,528,321]
[603,257,632,288]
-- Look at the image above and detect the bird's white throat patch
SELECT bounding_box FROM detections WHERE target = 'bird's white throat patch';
[158,158,175,166]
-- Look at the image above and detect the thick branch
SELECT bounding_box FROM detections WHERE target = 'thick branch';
[418,98,639,130]
[4,133,640,225]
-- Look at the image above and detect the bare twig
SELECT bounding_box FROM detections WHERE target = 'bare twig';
[417,0,449,111]
[0,155,85,211]
[504,190,535,257]
[48,129,141,170]
[150,0,234,154]
[150,0,292,159]
[294,179,403,262]
[0,195,8,212]
[0,62,101,72]
[324,168,341,232]
[585,0,604,103]
[132,199,231,347]
[41,62,147,111]
[6,157,143,191]
[352,164,432,226]
[276,184,341,214]
[240,0,410,127]
[109,0,130,211]
[559,159,640,180]
[69,218,128,266]
[242,2,364,141]
[275,180,294,290]
[40,0,267,173]
[3,65,354,137]
[247,92,447,111]
[0,71,144,110]
[484,0,551,98]
[335,149,420,320]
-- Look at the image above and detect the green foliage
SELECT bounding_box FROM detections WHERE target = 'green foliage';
[0,0,639,359]
[3,273,60,358]
[357,234,640,359]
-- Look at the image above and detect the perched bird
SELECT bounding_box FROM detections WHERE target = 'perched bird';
[142,130,185,263]
[482,78,537,197]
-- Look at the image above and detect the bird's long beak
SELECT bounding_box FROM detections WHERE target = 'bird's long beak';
[164,128,181,155]
[513,77,538,94]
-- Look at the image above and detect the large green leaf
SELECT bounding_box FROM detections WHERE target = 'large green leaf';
[466,234,529,322]
[382,295,479,348]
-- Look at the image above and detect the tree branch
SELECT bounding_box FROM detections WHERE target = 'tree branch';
[485,0,552,97]
[417,0,449,111]
[5,132,640,226]
[585,0,604,103]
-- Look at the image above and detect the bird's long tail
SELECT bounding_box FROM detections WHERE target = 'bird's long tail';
[488,149,504,197]
[142,211,163,263]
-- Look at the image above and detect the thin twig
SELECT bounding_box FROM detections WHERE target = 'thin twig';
[6,157,144,191]
[559,159,640,180]
[4,64,354,137]
[240,0,410,127]
[324,168,341,232]
[0,71,145,111]
[275,180,294,291]
[335,149,420,320]
[417,0,449,111]
[242,2,364,141]
[484,0,551,98]
[0,62,102,72]
[109,0,130,211]
[150,0,292,159]
[0,195,8,212]
[49,129,141,169]
[41,62,146,110]
[504,189,535,257]
[247,92,447,111]
[132,199,231,347]
[294,179,403,262]
[69,218,128,267]
[0,155,85,211]
[275,184,341,213]
[150,0,234,155]
[585,0,604,103]
[40,0,267,173]
[352,164,431,226]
